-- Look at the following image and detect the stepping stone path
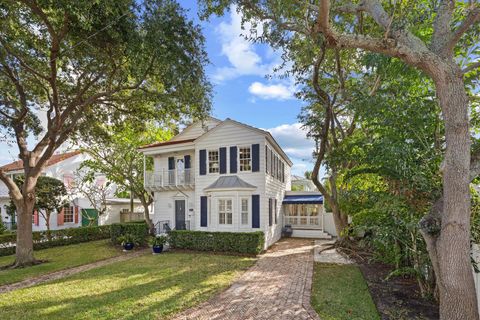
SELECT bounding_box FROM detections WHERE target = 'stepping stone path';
[0,249,147,294]
[172,238,320,320]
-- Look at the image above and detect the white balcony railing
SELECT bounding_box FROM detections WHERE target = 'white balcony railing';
[145,169,194,189]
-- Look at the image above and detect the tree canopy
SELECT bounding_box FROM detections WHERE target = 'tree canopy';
[0,0,211,266]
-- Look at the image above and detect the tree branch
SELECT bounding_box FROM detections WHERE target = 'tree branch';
[431,0,455,56]
[445,5,480,53]
[463,60,480,74]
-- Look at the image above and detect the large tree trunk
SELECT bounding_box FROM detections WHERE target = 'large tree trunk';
[44,210,51,241]
[13,198,36,266]
[140,198,155,235]
[331,203,348,239]
[432,67,478,320]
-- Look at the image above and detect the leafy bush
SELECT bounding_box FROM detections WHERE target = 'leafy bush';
[110,221,149,246]
[168,230,264,255]
[149,234,168,246]
[0,220,6,234]
[0,225,111,256]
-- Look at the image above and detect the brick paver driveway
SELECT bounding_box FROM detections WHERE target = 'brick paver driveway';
[172,238,320,320]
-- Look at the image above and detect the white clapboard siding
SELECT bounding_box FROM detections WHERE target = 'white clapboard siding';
[170,118,221,141]
[264,140,290,247]
[149,119,293,249]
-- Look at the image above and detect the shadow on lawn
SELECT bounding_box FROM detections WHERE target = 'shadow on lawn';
[2,253,253,320]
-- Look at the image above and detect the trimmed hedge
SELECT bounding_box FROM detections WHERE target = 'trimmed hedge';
[168,230,265,255]
[110,221,149,246]
[0,225,111,257]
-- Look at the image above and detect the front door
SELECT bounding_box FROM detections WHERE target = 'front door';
[175,200,186,230]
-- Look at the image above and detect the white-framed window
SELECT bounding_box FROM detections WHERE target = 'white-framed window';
[208,150,219,174]
[64,206,74,223]
[239,146,251,172]
[240,198,249,225]
[218,199,233,225]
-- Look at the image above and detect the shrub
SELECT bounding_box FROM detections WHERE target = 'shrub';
[168,230,264,255]
[110,221,149,246]
[0,225,111,256]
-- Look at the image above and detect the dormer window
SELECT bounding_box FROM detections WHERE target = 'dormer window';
[208,150,219,173]
[239,146,251,172]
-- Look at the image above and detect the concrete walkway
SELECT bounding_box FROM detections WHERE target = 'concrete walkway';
[0,249,147,294]
[172,238,320,320]
[314,240,353,264]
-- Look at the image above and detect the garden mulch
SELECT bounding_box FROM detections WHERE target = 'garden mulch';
[353,256,439,320]
[0,248,148,294]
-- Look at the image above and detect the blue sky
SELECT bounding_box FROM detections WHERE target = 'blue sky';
[0,2,316,176]
[179,2,315,176]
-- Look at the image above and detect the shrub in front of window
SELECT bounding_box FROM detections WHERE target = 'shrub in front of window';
[168,230,264,254]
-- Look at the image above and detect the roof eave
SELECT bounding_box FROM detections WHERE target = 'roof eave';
[204,187,257,192]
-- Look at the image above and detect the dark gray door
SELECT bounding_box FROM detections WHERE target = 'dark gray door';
[175,200,186,230]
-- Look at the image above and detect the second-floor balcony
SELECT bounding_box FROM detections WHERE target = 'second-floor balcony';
[145,169,194,191]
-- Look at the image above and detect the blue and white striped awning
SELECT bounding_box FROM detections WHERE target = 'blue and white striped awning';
[282,194,323,204]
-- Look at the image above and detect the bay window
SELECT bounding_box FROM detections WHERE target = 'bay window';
[241,198,249,225]
[218,199,232,225]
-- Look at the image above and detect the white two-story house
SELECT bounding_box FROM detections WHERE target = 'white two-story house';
[140,117,335,249]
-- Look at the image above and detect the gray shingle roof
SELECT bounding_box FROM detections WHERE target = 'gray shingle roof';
[204,176,257,191]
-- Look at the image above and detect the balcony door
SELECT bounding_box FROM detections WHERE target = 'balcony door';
[176,158,185,185]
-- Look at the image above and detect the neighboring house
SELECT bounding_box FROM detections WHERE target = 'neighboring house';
[139,117,335,250]
[0,151,141,231]
[291,175,317,191]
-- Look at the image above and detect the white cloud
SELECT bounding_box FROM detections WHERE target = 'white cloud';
[248,82,295,100]
[213,5,281,82]
[267,123,315,160]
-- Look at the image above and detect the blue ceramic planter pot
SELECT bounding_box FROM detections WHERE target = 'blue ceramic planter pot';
[152,245,163,254]
[123,242,134,251]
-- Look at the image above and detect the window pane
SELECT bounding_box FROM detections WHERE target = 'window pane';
[64,206,74,223]
[241,198,248,225]
[239,147,251,171]
[209,150,219,173]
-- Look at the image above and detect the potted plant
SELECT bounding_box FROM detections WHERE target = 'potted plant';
[150,235,167,254]
[118,234,138,251]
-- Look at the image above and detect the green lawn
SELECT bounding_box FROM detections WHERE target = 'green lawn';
[0,240,123,286]
[311,263,380,320]
[0,252,255,320]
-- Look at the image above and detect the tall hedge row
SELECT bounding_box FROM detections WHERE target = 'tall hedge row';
[0,221,149,257]
[168,230,264,254]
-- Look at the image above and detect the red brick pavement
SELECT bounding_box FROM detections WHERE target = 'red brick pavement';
[171,238,320,320]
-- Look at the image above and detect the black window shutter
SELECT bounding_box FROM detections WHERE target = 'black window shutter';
[184,155,191,169]
[270,150,274,175]
[268,198,272,226]
[274,198,278,224]
[252,144,260,172]
[230,146,237,173]
[219,147,227,174]
[252,195,260,228]
[200,196,208,227]
[168,157,175,170]
[199,150,206,175]
[265,146,268,173]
